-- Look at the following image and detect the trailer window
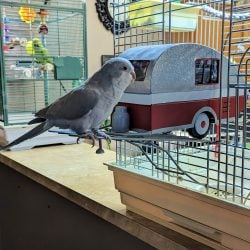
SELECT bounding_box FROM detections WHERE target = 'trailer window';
[195,59,219,85]
[130,60,150,81]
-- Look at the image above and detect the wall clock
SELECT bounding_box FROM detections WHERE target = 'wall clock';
[95,0,135,34]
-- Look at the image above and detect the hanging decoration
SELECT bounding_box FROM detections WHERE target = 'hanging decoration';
[3,16,10,43]
[2,8,9,52]
[8,37,27,49]
[19,7,36,24]
[95,0,131,34]
[37,9,49,34]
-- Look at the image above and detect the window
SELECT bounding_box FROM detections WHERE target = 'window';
[130,60,150,81]
[195,58,219,85]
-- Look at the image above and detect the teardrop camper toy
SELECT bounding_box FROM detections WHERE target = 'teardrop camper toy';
[118,43,244,139]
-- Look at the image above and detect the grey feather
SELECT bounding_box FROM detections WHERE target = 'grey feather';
[1,57,135,151]
[0,122,52,151]
[36,87,99,120]
[28,117,46,125]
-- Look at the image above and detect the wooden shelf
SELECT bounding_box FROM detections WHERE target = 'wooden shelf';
[0,143,213,250]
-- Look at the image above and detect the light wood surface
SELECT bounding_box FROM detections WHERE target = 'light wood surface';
[0,143,212,250]
[0,143,123,211]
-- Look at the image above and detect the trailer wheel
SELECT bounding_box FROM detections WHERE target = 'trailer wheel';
[188,112,211,139]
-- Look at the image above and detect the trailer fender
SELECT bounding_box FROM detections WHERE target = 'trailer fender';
[192,107,217,126]
[188,107,217,139]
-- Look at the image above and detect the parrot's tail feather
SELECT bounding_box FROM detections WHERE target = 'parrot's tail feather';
[0,122,52,151]
[28,117,46,125]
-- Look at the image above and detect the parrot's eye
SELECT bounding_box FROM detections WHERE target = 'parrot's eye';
[123,66,127,70]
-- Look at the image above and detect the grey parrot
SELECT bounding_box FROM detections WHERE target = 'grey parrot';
[1,57,136,151]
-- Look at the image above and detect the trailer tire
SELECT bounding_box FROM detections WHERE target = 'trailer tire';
[188,112,211,139]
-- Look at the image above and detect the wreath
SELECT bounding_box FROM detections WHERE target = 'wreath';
[95,0,132,34]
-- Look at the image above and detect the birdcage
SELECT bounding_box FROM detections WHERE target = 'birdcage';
[0,0,87,125]
[107,0,250,247]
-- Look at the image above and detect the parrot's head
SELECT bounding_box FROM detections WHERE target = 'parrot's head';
[104,57,136,83]
[32,38,43,50]
[91,57,136,94]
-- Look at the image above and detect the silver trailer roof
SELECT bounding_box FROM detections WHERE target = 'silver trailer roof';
[119,44,174,60]
[119,43,237,95]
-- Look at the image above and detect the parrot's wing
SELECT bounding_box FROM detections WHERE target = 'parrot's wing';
[36,87,99,120]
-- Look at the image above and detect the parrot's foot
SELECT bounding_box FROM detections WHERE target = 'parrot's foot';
[76,131,96,147]
[92,129,112,154]
[76,130,111,153]
[92,129,112,144]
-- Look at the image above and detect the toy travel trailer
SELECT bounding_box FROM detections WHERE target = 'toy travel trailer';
[118,43,244,138]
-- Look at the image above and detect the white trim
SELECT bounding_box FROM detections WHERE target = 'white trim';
[121,89,235,105]
[150,124,194,134]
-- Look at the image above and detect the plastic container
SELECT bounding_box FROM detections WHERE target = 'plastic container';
[111,106,130,133]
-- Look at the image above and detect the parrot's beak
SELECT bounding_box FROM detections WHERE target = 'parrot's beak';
[130,70,136,81]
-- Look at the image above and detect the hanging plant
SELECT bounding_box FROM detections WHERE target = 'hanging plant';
[19,7,36,24]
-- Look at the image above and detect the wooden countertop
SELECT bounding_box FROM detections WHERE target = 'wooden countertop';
[0,143,212,250]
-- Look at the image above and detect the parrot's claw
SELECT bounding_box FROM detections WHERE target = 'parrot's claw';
[93,130,112,144]
[76,132,96,147]
[76,130,111,153]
